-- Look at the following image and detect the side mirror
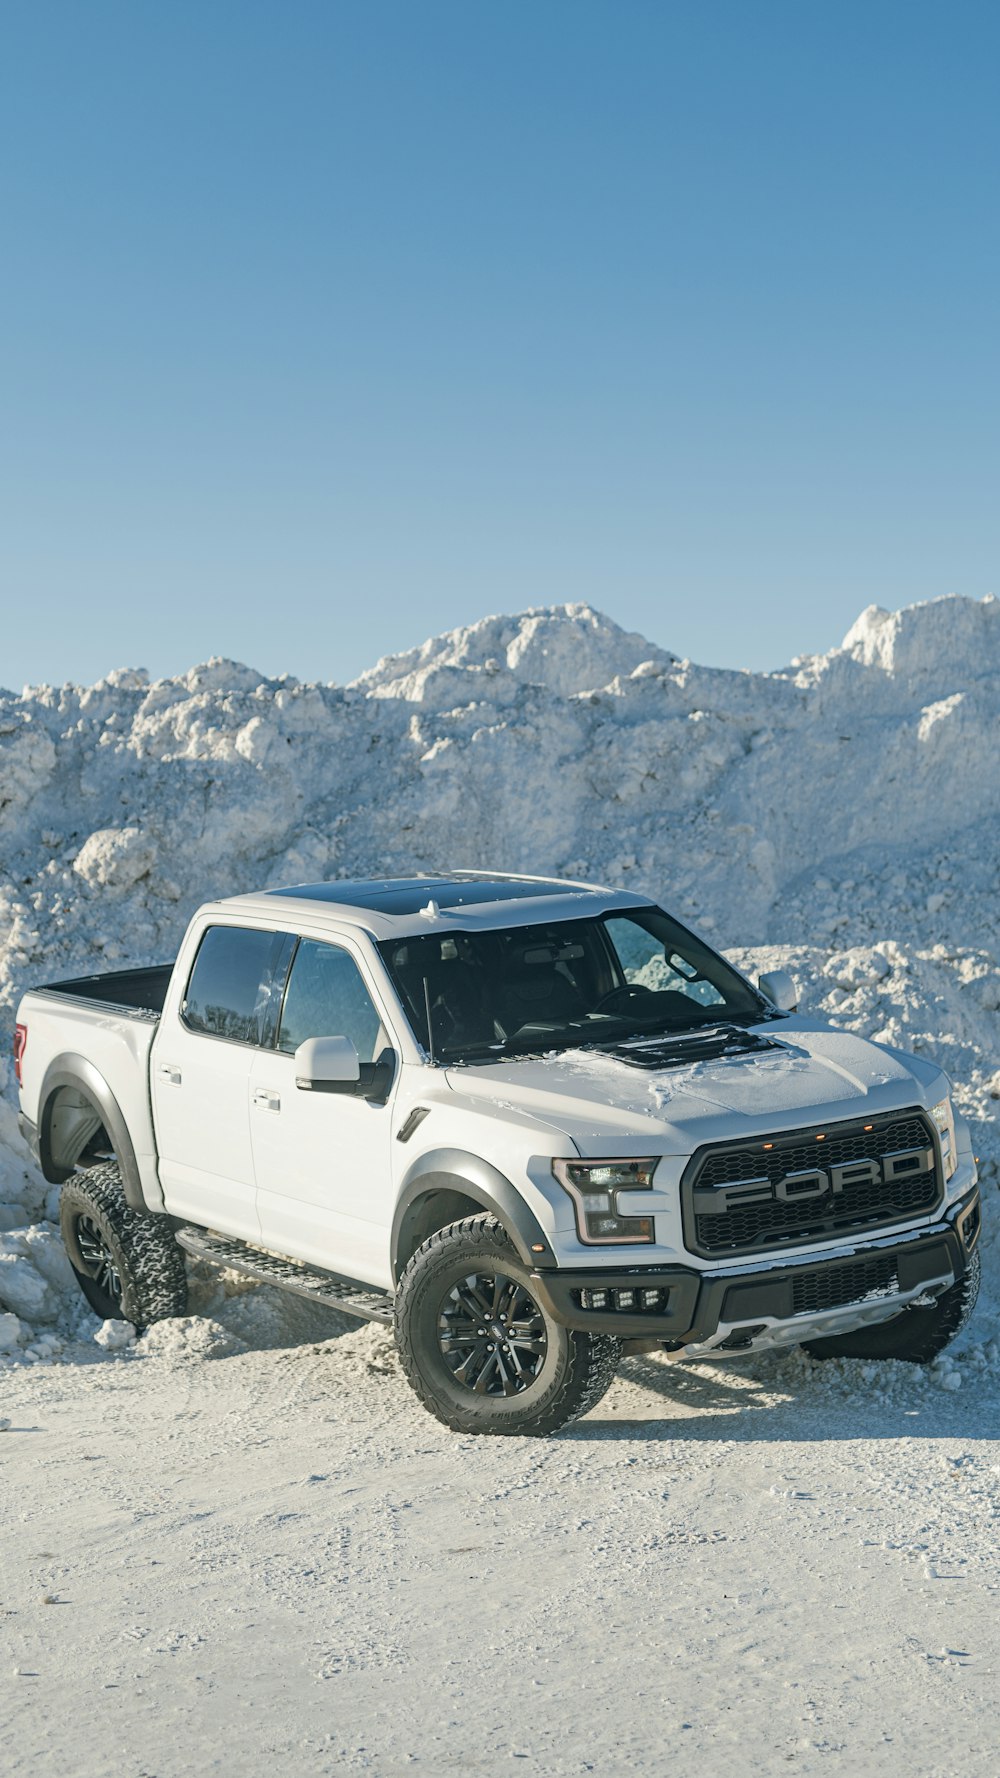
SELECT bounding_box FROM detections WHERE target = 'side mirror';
[294,1036,395,1104]
[758,970,799,1013]
[295,1035,361,1086]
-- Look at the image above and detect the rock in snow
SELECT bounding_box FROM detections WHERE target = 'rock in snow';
[0,592,996,1358]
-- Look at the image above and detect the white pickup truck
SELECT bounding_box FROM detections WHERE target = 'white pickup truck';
[14,871,981,1435]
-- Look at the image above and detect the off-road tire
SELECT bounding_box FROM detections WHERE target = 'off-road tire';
[394,1214,621,1436]
[60,1160,188,1329]
[801,1249,980,1364]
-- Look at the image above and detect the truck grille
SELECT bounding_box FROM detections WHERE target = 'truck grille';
[682,1109,941,1259]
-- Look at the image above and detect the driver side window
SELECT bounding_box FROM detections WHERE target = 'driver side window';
[277,940,384,1060]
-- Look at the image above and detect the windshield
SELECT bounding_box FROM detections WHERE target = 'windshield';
[376,907,767,1063]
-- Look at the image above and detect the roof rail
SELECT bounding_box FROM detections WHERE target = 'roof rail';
[447,867,612,894]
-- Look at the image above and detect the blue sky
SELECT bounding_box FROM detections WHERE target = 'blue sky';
[2,1,998,689]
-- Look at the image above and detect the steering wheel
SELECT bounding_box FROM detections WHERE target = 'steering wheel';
[594,983,656,1014]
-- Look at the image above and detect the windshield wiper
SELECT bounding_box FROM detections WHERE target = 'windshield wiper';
[443,1032,587,1065]
[438,1040,529,1065]
[586,1009,744,1041]
[437,1004,772,1064]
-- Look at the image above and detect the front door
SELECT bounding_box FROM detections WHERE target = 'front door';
[152,924,292,1241]
[250,937,397,1288]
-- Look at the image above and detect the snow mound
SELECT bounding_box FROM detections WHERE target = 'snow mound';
[0,593,996,1359]
[352,601,676,701]
[74,825,158,891]
[138,1315,248,1362]
[93,1317,136,1351]
[839,593,1000,687]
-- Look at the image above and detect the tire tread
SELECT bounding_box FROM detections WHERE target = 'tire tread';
[394,1214,620,1436]
[61,1161,188,1329]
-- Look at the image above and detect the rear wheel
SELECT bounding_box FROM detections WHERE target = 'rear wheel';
[394,1214,621,1435]
[60,1161,188,1329]
[801,1251,980,1363]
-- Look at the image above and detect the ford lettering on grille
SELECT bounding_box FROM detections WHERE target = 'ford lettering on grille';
[682,1109,942,1257]
[692,1145,935,1214]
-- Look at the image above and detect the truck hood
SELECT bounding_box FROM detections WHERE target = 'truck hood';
[443,1020,940,1155]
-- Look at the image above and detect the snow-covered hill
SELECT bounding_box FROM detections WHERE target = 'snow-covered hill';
[2,594,998,978]
[1,592,997,1341]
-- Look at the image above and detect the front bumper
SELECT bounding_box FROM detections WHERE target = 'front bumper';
[530,1185,981,1349]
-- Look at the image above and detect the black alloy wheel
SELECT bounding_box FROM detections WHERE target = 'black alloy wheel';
[394,1212,621,1435]
[73,1212,125,1318]
[437,1270,548,1397]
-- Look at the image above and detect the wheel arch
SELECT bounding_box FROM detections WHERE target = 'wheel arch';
[38,1054,148,1213]
[391,1148,554,1283]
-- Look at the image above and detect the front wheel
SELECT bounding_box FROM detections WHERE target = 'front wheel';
[801,1250,980,1364]
[61,1161,188,1329]
[394,1214,621,1435]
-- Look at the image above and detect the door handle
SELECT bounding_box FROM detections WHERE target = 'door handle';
[159,1064,182,1086]
[253,1088,281,1113]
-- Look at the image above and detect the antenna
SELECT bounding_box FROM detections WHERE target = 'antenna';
[423,976,436,1066]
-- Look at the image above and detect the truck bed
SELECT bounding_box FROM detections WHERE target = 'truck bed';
[16,964,176,1213]
[32,964,174,1021]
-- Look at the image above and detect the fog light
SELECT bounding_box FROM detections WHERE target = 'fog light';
[580,1288,608,1310]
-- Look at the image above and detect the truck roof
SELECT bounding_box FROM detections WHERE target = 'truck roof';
[215,870,655,941]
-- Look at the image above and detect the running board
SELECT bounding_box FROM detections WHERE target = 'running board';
[174,1226,395,1325]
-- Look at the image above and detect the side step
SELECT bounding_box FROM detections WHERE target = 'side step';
[174,1226,395,1326]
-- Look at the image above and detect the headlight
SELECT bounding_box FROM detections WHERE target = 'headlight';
[931,1097,958,1181]
[552,1157,658,1245]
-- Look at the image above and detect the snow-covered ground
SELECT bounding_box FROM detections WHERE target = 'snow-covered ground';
[1,595,998,1775]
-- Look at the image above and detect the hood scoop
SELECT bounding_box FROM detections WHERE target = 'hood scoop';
[592,1025,785,1071]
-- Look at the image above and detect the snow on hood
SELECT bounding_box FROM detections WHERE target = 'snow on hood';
[444,1021,934,1154]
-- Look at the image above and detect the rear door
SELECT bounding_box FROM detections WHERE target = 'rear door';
[152,924,294,1240]
[249,935,397,1288]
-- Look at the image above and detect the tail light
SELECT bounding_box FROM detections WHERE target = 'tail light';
[13,1024,27,1086]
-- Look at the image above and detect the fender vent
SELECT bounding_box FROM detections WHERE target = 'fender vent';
[396,1106,430,1143]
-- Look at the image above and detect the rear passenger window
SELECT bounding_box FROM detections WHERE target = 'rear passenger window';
[277,940,383,1062]
[183,927,293,1046]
